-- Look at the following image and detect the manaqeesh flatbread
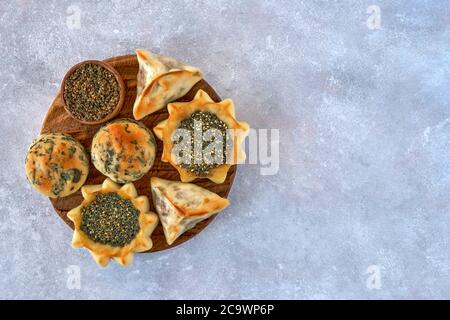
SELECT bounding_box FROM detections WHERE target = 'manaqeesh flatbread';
[25,133,89,198]
[91,119,156,183]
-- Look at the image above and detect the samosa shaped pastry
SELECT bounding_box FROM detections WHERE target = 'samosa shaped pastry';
[151,177,229,245]
[133,49,203,120]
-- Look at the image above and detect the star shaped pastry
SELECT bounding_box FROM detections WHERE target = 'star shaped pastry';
[67,178,159,267]
[153,90,250,184]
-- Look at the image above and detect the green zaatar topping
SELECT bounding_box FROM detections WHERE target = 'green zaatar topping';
[68,146,76,158]
[176,111,229,176]
[80,192,140,247]
[48,168,82,195]
[64,63,119,122]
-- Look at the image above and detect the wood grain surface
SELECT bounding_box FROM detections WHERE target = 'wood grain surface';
[40,54,236,252]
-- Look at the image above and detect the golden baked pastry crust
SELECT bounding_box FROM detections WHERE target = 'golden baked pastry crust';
[151,177,229,245]
[67,178,159,267]
[133,49,203,120]
[153,119,167,140]
[155,90,249,183]
[25,133,89,198]
[91,119,156,183]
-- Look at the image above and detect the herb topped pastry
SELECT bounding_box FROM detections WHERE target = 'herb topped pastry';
[133,49,203,120]
[153,90,249,183]
[68,178,159,267]
[25,133,89,198]
[91,119,156,183]
[151,177,229,245]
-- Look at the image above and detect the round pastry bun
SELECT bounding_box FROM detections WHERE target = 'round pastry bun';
[91,119,156,183]
[25,133,89,198]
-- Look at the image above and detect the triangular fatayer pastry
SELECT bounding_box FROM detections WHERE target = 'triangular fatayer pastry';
[151,177,229,245]
[133,49,203,120]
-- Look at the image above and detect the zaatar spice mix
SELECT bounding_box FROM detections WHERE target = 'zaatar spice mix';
[80,192,140,247]
[63,63,120,122]
[176,111,230,176]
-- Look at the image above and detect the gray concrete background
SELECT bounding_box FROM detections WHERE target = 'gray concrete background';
[0,0,449,299]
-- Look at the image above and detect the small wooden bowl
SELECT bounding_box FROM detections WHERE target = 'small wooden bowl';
[61,60,126,125]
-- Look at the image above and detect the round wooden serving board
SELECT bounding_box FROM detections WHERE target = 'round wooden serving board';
[41,54,236,252]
